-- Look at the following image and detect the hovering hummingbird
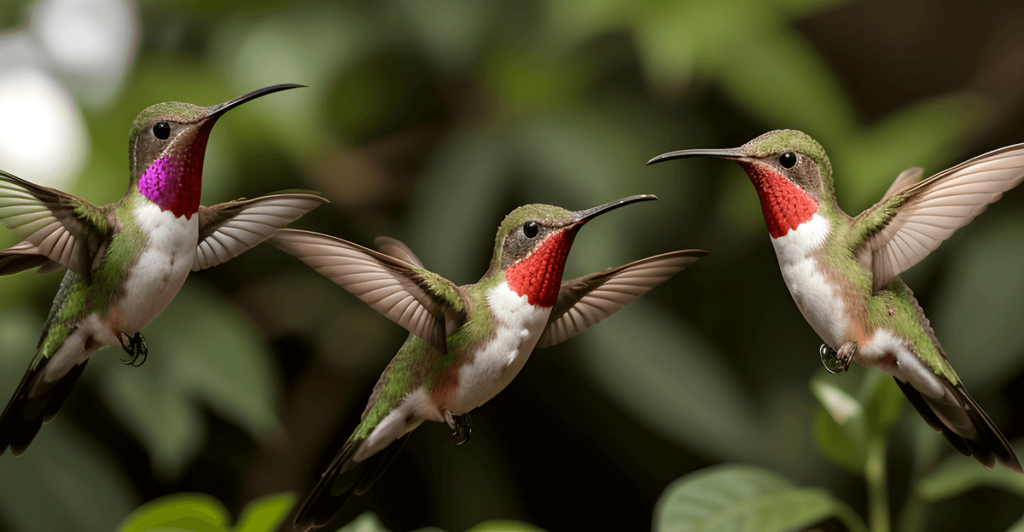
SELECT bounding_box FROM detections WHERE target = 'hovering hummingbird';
[267,195,706,531]
[0,84,328,456]
[648,129,1024,473]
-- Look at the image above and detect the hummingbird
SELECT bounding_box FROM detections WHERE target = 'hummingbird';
[648,129,1024,474]
[0,84,328,456]
[267,195,706,531]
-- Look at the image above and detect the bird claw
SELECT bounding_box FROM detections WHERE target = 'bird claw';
[119,331,148,367]
[444,410,471,445]
[819,341,856,374]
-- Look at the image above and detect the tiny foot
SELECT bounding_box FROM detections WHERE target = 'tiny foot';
[819,341,851,374]
[119,331,148,367]
[819,341,857,374]
[444,410,471,445]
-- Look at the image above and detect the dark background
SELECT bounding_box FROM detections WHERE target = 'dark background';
[1,0,1024,530]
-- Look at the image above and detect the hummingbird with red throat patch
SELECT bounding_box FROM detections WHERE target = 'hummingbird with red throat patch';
[267,195,706,531]
[648,129,1024,473]
[0,84,328,456]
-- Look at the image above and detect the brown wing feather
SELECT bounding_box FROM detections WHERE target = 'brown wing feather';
[536,250,706,348]
[266,229,465,353]
[192,193,328,271]
[0,171,110,282]
[857,144,1024,292]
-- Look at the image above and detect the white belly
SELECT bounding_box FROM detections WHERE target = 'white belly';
[451,281,551,414]
[771,213,846,348]
[115,203,198,333]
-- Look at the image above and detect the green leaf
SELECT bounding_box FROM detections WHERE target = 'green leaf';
[918,440,1024,501]
[810,373,868,473]
[809,370,904,474]
[117,493,229,532]
[234,493,297,532]
[861,373,904,437]
[464,522,547,532]
[94,282,283,479]
[0,419,139,532]
[331,512,446,532]
[654,464,867,532]
[117,493,297,532]
[1005,512,1024,532]
[813,407,866,475]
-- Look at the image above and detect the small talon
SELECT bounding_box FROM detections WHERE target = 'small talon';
[819,341,856,374]
[819,344,844,374]
[120,331,148,367]
[444,410,472,445]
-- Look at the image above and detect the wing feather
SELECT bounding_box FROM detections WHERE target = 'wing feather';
[536,250,706,348]
[192,193,327,271]
[266,229,466,353]
[854,144,1024,292]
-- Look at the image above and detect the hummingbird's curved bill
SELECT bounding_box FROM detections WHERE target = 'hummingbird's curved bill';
[0,84,326,456]
[649,129,1024,474]
[204,83,307,119]
[268,194,706,531]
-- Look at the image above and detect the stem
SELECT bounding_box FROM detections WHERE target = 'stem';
[834,501,871,532]
[865,436,890,532]
[899,491,928,532]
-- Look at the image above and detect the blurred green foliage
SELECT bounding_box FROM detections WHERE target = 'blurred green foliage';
[117,493,294,532]
[2,0,1024,531]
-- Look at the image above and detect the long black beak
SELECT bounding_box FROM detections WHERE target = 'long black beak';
[646,148,748,166]
[573,194,657,224]
[204,83,306,119]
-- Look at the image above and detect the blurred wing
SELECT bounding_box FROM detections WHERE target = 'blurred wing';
[536,250,707,348]
[854,144,1024,292]
[266,229,467,353]
[374,236,424,268]
[0,170,109,282]
[192,193,328,271]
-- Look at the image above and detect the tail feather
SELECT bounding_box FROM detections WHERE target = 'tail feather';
[894,377,1021,474]
[0,358,87,456]
[294,433,411,531]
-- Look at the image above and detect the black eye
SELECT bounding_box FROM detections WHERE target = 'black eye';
[779,151,797,169]
[153,122,171,140]
[523,221,540,238]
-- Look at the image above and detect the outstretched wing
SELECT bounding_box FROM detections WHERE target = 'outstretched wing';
[852,144,1024,292]
[0,170,110,282]
[266,229,467,353]
[536,250,707,348]
[192,193,328,271]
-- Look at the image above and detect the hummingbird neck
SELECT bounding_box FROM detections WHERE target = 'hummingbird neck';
[136,128,210,219]
[741,162,819,239]
[505,227,578,307]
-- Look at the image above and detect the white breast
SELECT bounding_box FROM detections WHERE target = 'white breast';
[115,203,198,333]
[451,281,551,414]
[770,213,846,347]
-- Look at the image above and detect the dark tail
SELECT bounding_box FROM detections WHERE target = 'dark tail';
[0,358,88,456]
[895,377,1021,473]
[294,433,411,531]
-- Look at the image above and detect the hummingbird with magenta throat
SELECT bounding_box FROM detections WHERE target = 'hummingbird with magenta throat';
[267,195,706,531]
[648,129,1024,473]
[0,84,328,456]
